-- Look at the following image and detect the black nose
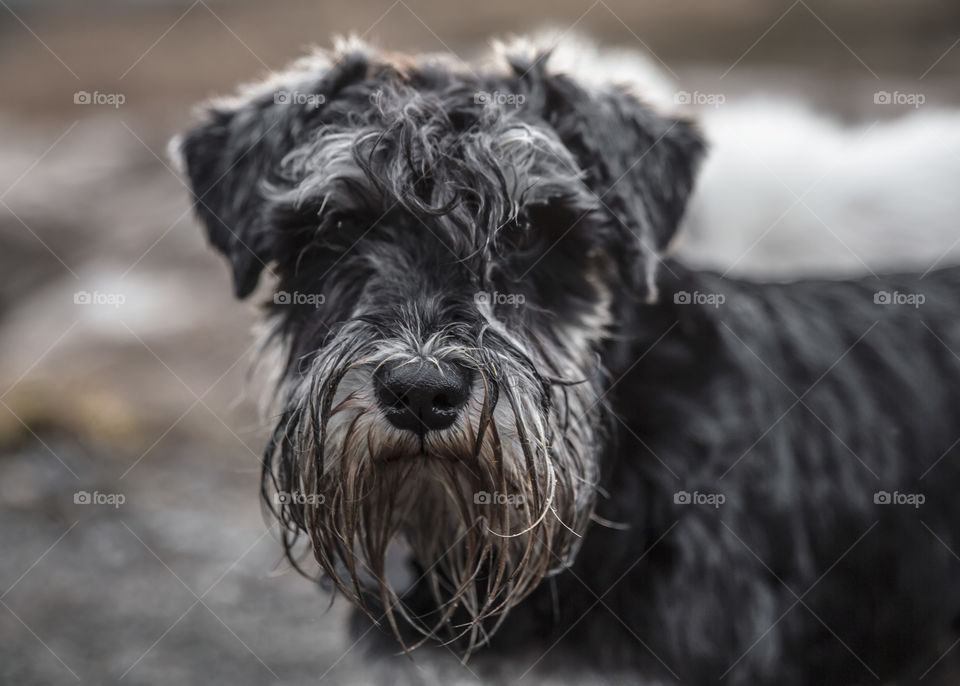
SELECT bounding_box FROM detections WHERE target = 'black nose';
[374,359,472,434]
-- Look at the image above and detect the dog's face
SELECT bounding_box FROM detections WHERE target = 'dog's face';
[175,41,703,649]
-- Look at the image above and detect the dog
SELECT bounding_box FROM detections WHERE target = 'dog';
[172,38,960,685]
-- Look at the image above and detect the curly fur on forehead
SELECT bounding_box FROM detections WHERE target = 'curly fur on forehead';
[174,37,704,299]
[267,83,597,250]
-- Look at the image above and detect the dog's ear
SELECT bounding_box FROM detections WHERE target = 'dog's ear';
[172,53,369,298]
[173,107,277,298]
[510,56,706,297]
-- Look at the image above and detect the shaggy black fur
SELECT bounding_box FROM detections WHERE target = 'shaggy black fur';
[175,43,960,685]
[513,264,960,684]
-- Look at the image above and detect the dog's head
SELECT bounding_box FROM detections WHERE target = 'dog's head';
[174,39,703,650]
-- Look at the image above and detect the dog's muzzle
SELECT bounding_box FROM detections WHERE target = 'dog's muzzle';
[373,358,473,435]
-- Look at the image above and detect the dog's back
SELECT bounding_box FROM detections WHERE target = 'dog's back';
[552,264,960,684]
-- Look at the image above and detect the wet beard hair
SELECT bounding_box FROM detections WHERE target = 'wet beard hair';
[261,319,603,653]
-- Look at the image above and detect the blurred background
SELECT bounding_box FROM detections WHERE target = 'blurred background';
[1,1,959,684]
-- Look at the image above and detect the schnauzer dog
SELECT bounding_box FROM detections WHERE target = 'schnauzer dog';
[174,39,960,685]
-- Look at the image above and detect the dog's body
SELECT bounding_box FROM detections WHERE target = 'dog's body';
[504,263,960,684]
[175,39,960,685]
[361,263,960,685]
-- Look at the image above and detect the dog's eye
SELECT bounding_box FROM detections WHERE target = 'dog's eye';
[496,213,539,256]
[332,215,356,232]
[499,203,582,251]
[322,212,369,238]
[499,213,533,235]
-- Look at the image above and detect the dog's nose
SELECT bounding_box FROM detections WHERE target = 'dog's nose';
[374,359,472,434]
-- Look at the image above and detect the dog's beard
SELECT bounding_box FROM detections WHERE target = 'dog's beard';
[262,325,601,652]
